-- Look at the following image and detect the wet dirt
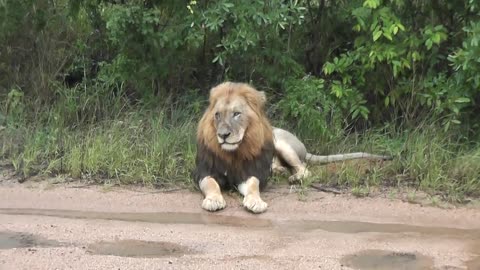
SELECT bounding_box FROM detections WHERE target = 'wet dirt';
[465,241,480,269]
[0,231,63,249]
[1,185,480,269]
[0,208,272,228]
[465,256,480,269]
[282,220,480,237]
[86,239,196,258]
[340,249,434,270]
[1,208,479,239]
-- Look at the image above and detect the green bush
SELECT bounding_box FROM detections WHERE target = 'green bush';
[1,0,480,198]
[277,76,343,141]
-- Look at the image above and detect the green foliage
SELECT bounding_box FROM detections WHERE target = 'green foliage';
[312,0,479,128]
[1,0,480,199]
[2,0,479,126]
[1,97,197,185]
[301,124,480,200]
[449,20,480,97]
[4,88,25,127]
[278,76,343,140]
[0,0,47,39]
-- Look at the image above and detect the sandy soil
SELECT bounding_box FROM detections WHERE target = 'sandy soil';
[0,178,479,270]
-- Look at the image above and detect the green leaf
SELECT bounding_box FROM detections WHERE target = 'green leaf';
[451,119,461,124]
[383,31,393,41]
[352,108,360,119]
[360,107,369,119]
[412,51,421,61]
[425,39,433,50]
[373,30,382,41]
[432,33,441,44]
[323,62,336,75]
[363,0,380,9]
[331,83,344,98]
[455,97,471,103]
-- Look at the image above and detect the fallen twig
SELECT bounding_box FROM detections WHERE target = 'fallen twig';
[310,184,343,194]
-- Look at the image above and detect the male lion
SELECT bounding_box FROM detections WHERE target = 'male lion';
[193,82,391,214]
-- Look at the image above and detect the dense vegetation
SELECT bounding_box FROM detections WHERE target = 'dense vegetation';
[1,0,479,200]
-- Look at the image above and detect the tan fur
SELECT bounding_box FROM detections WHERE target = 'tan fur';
[197,82,273,164]
[272,127,392,183]
[238,177,267,213]
[193,81,391,213]
[199,176,226,211]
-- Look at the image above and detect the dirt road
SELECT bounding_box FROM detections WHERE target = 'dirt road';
[0,180,479,270]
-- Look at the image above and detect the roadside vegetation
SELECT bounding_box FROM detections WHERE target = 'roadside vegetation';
[1,0,479,201]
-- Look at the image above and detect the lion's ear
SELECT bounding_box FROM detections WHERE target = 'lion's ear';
[254,90,267,109]
[244,88,267,111]
[209,85,221,99]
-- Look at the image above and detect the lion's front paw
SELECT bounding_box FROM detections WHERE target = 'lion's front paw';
[202,195,226,212]
[243,195,268,214]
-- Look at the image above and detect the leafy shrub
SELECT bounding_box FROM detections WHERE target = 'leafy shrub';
[278,76,343,140]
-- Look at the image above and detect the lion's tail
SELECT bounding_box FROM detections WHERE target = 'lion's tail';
[305,152,392,164]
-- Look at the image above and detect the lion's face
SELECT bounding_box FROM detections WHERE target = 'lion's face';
[197,82,273,160]
[212,96,251,151]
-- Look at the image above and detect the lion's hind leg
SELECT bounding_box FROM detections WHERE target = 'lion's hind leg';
[238,177,268,214]
[274,140,311,183]
[199,176,226,212]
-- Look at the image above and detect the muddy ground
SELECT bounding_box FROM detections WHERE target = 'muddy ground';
[0,176,480,270]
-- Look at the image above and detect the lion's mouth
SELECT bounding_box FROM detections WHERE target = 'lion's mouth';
[221,140,242,145]
[220,140,242,151]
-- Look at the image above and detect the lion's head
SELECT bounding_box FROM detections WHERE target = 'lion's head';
[197,82,274,162]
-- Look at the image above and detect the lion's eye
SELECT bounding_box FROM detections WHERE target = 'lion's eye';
[233,112,241,117]
[215,112,220,119]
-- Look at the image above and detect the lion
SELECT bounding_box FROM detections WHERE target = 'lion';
[192,82,391,214]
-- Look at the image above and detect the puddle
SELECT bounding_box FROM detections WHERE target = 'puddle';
[0,231,63,249]
[1,208,479,267]
[341,249,434,270]
[86,239,194,258]
[0,208,272,228]
[281,220,480,238]
[1,208,479,240]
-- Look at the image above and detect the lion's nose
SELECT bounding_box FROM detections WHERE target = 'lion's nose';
[218,132,231,140]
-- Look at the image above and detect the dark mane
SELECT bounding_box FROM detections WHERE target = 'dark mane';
[193,141,275,190]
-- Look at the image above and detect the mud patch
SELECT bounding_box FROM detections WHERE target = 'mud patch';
[0,231,63,249]
[0,208,272,228]
[282,220,480,238]
[466,256,480,270]
[1,208,479,239]
[341,249,434,270]
[86,239,194,258]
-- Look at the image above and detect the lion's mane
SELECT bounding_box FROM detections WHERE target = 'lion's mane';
[192,82,275,190]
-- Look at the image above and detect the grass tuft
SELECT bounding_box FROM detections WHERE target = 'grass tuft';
[293,122,480,201]
[1,105,197,187]
[1,92,479,201]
